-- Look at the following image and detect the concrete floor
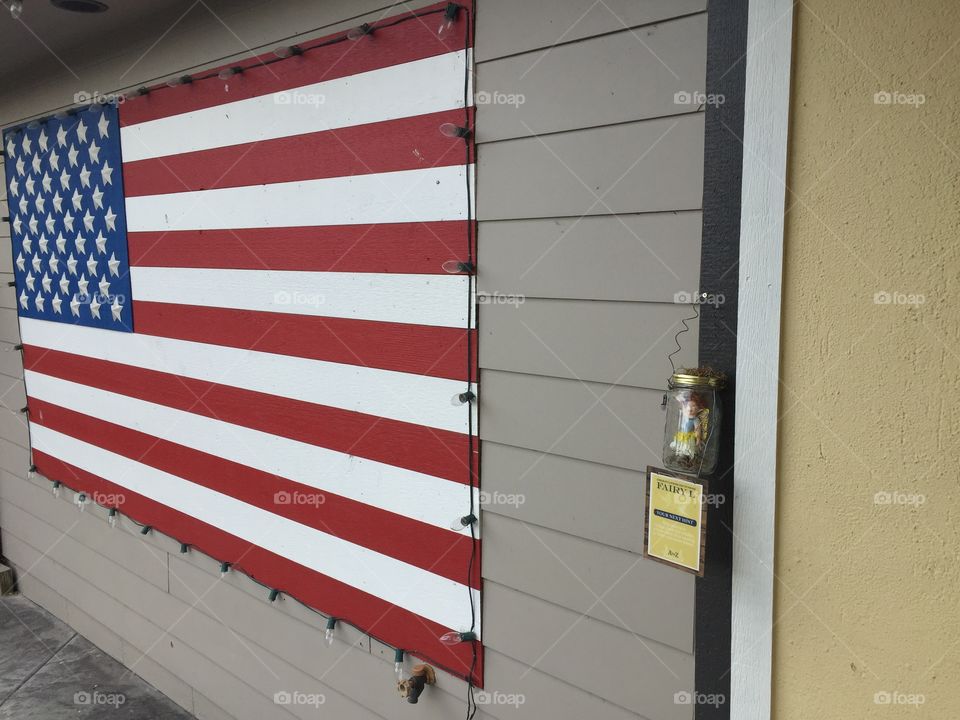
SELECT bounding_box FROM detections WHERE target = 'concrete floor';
[0,594,195,719]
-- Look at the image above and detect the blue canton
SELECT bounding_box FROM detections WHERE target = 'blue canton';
[3,103,133,331]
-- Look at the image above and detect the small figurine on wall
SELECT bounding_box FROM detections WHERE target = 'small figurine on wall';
[662,369,726,476]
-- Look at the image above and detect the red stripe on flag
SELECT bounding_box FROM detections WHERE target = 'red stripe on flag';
[32,450,483,686]
[127,221,471,274]
[119,2,471,126]
[132,302,476,381]
[29,398,479,587]
[121,109,474,197]
[23,347,477,485]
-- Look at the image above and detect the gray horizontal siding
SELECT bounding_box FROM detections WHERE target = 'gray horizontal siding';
[476,13,708,142]
[0,2,710,720]
[478,212,703,303]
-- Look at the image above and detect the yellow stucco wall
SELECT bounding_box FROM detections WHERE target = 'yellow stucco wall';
[774,1,960,718]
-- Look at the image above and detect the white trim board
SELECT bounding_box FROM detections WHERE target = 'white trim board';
[730,1,794,719]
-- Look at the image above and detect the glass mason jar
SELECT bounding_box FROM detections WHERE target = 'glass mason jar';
[662,372,725,476]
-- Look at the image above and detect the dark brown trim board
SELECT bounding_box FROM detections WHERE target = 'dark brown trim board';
[696,1,749,718]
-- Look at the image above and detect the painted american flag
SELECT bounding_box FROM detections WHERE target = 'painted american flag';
[4,3,480,684]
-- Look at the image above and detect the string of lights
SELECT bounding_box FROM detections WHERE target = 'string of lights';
[10,2,482,710]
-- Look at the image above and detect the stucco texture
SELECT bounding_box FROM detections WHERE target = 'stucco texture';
[774,1,960,718]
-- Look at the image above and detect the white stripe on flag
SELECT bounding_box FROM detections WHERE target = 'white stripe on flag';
[124,165,473,231]
[120,50,471,162]
[130,267,472,328]
[30,424,481,634]
[26,370,479,536]
[20,319,477,435]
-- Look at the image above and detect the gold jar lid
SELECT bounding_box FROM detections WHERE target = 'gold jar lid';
[669,371,726,389]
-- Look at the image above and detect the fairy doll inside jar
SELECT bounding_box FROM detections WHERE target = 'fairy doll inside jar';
[670,390,709,462]
[662,369,725,476]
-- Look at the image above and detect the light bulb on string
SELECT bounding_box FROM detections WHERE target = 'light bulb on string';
[10,1,23,20]
[394,648,405,678]
[451,390,475,406]
[450,514,477,532]
[439,630,477,646]
[27,463,37,479]
[140,525,152,535]
[218,66,243,80]
[220,561,231,577]
[179,543,189,554]
[438,3,460,35]
[324,617,337,646]
[108,508,118,528]
[346,23,373,41]
[52,480,61,498]
[439,122,471,139]
[441,259,474,274]
[75,492,87,511]
[272,45,303,59]
[166,75,193,88]
[268,588,281,602]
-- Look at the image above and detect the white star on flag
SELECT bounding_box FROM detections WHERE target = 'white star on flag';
[15,254,25,272]
[12,217,22,234]
[56,125,67,147]
[8,178,19,196]
[25,272,35,291]
[55,233,67,253]
[97,113,110,138]
[86,256,98,276]
[35,294,45,312]
[60,168,71,190]
[19,289,28,309]
[91,187,104,209]
[59,274,70,294]
[52,193,64,213]
[90,295,102,318]
[67,254,78,275]
[31,154,41,173]
[89,141,101,164]
[49,150,59,170]
[52,295,63,314]
[31,255,41,272]
[41,173,52,193]
[72,189,83,210]
[15,156,25,176]
[77,119,88,143]
[39,129,48,151]
[110,297,123,321]
[44,213,55,233]
[94,232,108,254]
[21,134,31,153]
[5,137,14,156]
[18,197,27,214]
[76,234,87,254]
[68,144,79,167]
[22,236,32,253]
[101,161,113,185]
[38,235,49,253]
[35,195,46,213]
[82,210,95,232]
[98,275,111,296]
[41,273,52,292]
[25,176,35,195]
[64,211,75,232]
[107,252,121,276]
[77,274,89,296]
[49,255,60,273]
[79,165,92,187]
[104,207,117,231]
[28,215,38,234]
[70,295,81,316]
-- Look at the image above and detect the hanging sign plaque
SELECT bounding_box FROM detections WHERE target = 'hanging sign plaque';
[643,467,707,576]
